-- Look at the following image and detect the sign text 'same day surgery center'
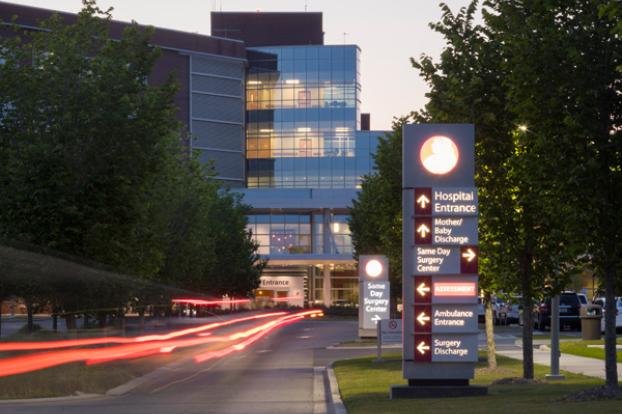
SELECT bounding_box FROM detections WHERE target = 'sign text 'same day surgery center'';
[391,124,486,398]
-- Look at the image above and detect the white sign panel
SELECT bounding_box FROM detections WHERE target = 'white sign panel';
[380,319,402,345]
[362,281,390,330]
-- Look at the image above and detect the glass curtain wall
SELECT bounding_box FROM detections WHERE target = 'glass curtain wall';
[246,45,362,188]
[246,213,352,256]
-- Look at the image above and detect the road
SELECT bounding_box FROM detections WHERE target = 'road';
[0,319,369,414]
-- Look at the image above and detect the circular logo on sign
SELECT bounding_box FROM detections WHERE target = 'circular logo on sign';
[389,320,398,329]
[365,259,383,278]
[420,135,459,175]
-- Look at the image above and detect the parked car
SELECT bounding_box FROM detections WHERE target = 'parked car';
[577,293,588,308]
[592,296,622,333]
[478,296,511,325]
[534,291,582,331]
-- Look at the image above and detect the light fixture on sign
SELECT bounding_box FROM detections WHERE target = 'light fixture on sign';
[365,259,383,278]
[420,135,459,175]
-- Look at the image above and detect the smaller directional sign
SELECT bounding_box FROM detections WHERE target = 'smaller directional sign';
[414,246,461,275]
[431,334,478,362]
[361,280,390,330]
[460,246,478,274]
[414,276,432,303]
[414,188,432,216]
[428,187,478,216]
[414,305,432,333]
[414,334,432,362]
[432,217,478,245]
[414,217,432,244]
[430,305,478,333]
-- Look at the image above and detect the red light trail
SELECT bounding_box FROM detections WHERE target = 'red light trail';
[0,309,323,377]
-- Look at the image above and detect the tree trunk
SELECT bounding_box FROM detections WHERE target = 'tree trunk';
[26,301,34,332]
[521,278,534,379]
[64,313,76,330]
[97,312,106,329]
[603,266,618,388]
[52,310,58,332]
[483,292,497,369]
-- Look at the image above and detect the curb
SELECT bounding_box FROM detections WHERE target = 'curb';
[327,362,347,414]
[0,392,102,405]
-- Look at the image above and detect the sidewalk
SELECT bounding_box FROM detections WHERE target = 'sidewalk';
[497,348,622,379]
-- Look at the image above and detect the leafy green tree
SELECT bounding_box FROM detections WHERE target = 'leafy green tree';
[349,119,405,308]
[0,1,263,325]
[487,0,622,387]
[0,1,177,279]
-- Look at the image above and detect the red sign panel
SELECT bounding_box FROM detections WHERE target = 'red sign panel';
[414,305,432,333]
[414,217,432,244]
[414,276,432,303]
[414,188,432,216]
[434,282,477,297]
[460,246,478,274]
[414,334,432,362]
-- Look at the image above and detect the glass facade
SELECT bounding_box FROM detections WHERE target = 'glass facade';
[246,213,352,256]
[246,45,380,188]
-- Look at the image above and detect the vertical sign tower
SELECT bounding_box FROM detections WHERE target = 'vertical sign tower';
[358,255,390,337]
[391,124,486,398]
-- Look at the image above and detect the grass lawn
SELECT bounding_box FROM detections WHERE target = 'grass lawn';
[334,353,619,414]
[559,339,622,361]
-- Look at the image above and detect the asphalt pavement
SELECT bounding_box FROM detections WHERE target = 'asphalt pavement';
[0,319,369,414]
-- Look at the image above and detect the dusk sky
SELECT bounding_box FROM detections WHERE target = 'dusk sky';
[6,0,473,130]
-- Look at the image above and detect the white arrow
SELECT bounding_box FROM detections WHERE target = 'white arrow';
[371,315,381,323]
[417,194,430,209]
[417,223,430,238]
[416,282,431,297]
[462,248,476,262]
[416,312,431,326]
[417,341,430,355]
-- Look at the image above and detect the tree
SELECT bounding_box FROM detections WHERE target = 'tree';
[0,1,264,326]
[349,119,405,309]
[409,0,516,370]
[487,0,622,387]
[0,1,178,278]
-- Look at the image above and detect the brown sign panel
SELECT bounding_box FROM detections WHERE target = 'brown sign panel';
[414,217,432,244]
[414,187,432,216]
[460,246,478,274]
[414,334,432,362]
[414,276,432,304]
[414,305,432,333]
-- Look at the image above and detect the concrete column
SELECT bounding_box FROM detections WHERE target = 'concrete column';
[323,264,332,307]
[322,209,331,254]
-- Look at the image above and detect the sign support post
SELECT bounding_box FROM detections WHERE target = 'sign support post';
[391,124,487,398]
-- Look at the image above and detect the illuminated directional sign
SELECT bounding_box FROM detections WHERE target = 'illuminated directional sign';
[415,187,478,217]
[415,217,478,245]
[359,255,390,336]
[361,280,390,330]
[413,334,479,363]
[399,124,480,393]
[460,246,478,274]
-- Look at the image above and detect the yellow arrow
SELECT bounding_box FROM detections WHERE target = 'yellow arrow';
[416,282,431,296]
[462,248,476,262]
[416,312,431,325]
[417,194,430,209]
[417,341,430,355]
[417,223,430,238]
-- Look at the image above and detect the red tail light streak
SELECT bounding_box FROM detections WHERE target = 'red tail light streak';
[0,309,323,377]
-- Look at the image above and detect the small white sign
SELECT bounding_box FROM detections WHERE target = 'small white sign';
[380,319,402,345]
